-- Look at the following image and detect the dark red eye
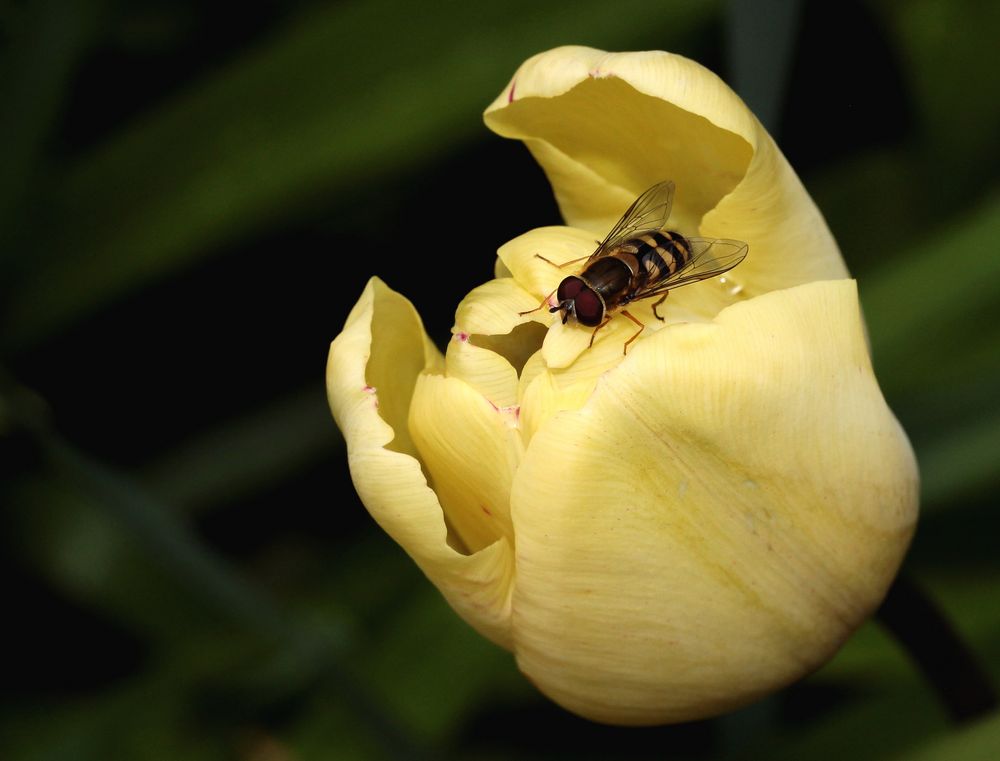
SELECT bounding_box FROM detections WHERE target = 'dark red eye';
[573,287,604,326]
[557,276,585,302]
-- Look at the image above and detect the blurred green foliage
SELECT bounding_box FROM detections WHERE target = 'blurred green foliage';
[1,0,998,759]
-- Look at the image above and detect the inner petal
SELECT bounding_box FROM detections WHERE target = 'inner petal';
[470,322,548,377]
[498,226,597,298]
[451,275,551,383]
[487,77,752,235]
[409,372,523,554]
[446,334,520,409]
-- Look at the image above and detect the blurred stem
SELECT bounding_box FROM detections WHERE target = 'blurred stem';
[876,574,998,723]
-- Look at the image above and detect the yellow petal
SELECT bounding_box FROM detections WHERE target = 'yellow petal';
[508,279,917,724]
[516,349,547,402]
[451,275,549,380]
[494,256,513,279]
[539,318,591,369]
[409,371,523,554]
[485,46,848,298]
[445,333,520,409]
[519,369,594,446]
[328,278,441,458]
[327,278,514,648]
[453,276,542,336]
[497,225,597,299]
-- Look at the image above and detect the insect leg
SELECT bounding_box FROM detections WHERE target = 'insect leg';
[518,287,557,316]
[621,310,646,354]
[651,292,669,321]
[588,316,613,348]
[534,253,590,269]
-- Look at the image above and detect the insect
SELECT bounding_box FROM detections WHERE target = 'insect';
[521,181,748,353]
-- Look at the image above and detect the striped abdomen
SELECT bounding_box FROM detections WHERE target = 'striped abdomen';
[620,230,691,291]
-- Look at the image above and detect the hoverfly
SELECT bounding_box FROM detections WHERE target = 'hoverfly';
[521,181,748,353]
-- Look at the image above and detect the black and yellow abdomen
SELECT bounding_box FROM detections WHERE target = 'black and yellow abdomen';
[627,230,692,290]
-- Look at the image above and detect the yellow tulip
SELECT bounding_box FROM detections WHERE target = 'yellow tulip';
[326,47,918,725]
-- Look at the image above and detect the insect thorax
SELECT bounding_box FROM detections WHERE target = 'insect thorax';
[581,256,632,301]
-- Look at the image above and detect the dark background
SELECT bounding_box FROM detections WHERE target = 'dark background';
[2,0,999,758]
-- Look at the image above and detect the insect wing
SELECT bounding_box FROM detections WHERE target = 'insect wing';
[633,238,749,298]
[587,180,675,263]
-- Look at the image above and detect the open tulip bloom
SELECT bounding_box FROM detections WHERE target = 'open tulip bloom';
[327,47,919,725]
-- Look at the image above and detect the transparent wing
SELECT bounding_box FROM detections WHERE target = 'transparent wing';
[629,238,749,300]
[587,181,675,263]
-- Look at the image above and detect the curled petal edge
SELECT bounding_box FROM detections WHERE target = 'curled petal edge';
[327,278,514,648]
[485,46,848,297]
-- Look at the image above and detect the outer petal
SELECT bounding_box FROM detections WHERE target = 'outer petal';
[327,278,514,648]
[485,46,848,297]
[509,279,918,724]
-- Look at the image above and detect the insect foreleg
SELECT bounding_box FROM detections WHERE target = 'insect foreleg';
[533,253,590,269]
[518,287,558,317]
[621,310,646,354]
[651,292,669,321]
[588,316,613,348]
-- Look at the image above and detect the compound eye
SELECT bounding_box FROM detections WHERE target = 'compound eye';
[574,287,603,326]
[557,276,585,302]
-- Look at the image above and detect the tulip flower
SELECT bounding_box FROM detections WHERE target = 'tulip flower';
[326,47,918,725]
